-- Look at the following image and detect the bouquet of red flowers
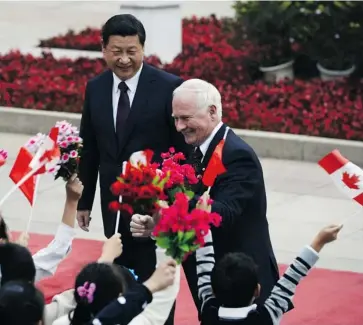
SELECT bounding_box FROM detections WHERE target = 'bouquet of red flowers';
[160,147,198,204]
[109,150,170,216]
[153,192,221,264]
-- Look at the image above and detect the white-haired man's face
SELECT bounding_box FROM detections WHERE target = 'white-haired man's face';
[172,94,218,146]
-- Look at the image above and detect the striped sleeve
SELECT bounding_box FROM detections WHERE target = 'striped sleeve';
[264,245,319,325]
[195,230,215,311]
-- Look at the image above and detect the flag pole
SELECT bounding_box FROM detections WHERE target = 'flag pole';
[25,175,40,234]
[206,186,211,195]
[0,160,46,208]
[114,161,127,234]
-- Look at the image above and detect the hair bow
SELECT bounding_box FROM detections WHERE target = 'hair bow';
[76,281,96,304]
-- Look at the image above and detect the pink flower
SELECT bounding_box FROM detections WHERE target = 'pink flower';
[70,150,78,158]
[62,153,70,163]
[60,141,68,148]
[0,149,7,167]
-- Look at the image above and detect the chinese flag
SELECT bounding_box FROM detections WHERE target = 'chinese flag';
[9,147,36,205]
[202,139,227,187]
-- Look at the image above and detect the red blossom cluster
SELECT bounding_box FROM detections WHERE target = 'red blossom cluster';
[0,16,362,141]
[153,192,221,263]
[109,160,166,216]
[160,147,198,195]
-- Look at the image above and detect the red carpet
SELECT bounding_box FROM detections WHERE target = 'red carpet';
[19,232,363,325]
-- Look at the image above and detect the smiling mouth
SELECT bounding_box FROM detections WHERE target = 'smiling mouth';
[117,66,132,70]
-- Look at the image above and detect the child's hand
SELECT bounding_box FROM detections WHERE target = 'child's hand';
[144,259,177,293]
[15,232,29,247]
[311,224,343,252]
[66,174,84,202]
[98,233,123,262]
[196,191,212,213]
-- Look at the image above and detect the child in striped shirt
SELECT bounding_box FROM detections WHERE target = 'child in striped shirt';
[196,194,342,325]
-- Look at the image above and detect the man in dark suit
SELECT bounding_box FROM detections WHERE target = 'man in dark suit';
[131,78,280,318]
[76,13,188,293]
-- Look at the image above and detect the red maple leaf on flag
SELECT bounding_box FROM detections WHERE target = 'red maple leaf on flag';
[342,172,360,190]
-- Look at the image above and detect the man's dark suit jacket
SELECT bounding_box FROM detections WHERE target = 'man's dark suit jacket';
[183,123,279,311]
[78,63,188,281]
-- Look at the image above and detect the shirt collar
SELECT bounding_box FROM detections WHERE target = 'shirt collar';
[113,63,143,95]
[218,304,257,320]
[199,121,223,156]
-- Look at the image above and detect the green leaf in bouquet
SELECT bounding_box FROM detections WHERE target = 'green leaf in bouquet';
[116,177,125,183]
[182,230,196,243]
[157,171,171,188]
[155,236,171,249]
[152,174,160,185]
[177,231,184,242]
[184,189,195,200]
[179,244,191,252]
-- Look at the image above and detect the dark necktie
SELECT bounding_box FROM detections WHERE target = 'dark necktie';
[116,81,131,145]
[189,147,203,176]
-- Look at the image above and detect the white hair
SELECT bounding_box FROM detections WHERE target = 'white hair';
[173,79,222,119]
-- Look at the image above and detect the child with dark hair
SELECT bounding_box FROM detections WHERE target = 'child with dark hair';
[0,280,45,325]
[196,223,343,325]
[52,257,177,325]
[0,174,83,283]
[0,242,36,285]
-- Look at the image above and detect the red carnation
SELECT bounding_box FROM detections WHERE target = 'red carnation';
[120,203,133,216]
[109,201,121,212]
[110,181,123,196]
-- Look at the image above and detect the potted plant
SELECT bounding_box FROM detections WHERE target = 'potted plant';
[233,1,298,83]
[290,1,361,81]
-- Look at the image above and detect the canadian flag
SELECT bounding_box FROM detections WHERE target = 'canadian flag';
[129,149,154,168]
[8,127,60,205]
[9,147,35,204]
[318,149,363,206]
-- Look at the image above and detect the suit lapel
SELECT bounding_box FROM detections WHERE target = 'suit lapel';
[99,70,118,158]
[117,64,156,157]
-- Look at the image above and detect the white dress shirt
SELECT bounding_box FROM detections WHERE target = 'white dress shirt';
[199,121,224,160]
[33,223,75,282]
[112,64,143,130]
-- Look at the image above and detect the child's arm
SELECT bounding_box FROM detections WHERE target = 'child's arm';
[32,175,83,282]
[196,230,215,311]
[195,192,216,311]
[263,224,342,325]
[128,248,181,325]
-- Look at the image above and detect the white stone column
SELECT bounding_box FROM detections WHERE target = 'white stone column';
[120,1,182,63]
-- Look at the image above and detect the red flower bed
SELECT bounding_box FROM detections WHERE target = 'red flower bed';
[0,16,362,141]
[39,16,257,85]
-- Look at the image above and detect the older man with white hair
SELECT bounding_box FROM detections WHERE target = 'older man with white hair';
[131,78,280,320]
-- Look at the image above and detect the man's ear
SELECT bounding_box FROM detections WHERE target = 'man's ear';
[209,105,217,119]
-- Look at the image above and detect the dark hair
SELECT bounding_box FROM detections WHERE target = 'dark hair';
[0,242,36,285]
[211,252,259,307]
[69,262,130,325]
[0,280,44,325]
[102,14,146,46]
[0,213,9,242]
